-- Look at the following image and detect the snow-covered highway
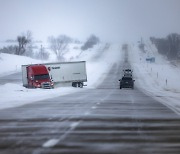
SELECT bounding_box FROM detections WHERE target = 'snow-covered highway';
[0,46,180,154]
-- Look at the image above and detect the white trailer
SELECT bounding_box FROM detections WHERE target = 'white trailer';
[44,61,87,88]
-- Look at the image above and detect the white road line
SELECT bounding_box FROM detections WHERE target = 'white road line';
[70,122,80,128]
[42,121,81,148]
[42,94,112,149]
[42,139,59,148]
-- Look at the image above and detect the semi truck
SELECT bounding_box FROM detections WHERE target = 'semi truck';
[22,61,87,89]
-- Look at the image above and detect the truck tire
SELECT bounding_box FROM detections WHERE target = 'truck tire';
[79,82,83,88]
[72,82,78,88]
[72,82,76,87]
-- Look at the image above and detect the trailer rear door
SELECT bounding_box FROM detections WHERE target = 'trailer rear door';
[22,65,28,87]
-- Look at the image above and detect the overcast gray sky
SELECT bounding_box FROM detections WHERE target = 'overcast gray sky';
[0,0,180,42]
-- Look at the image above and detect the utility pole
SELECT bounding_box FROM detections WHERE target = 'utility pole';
[41,44,43,60]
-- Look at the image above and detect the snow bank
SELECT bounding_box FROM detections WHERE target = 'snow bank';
[129,43,180,115]
[0,83,81,110]
[0,53,41,77]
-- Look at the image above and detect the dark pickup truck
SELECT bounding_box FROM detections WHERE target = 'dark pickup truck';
[119,76,135,89]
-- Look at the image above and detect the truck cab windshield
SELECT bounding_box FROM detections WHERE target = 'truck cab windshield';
[34,74,50,80]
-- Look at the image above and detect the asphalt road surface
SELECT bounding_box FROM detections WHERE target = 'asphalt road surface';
[0,53,180,154]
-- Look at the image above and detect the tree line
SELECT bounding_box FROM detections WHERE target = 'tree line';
[0,32,100,61]
[150,33,180,60]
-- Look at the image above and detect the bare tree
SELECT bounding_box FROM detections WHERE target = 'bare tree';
[0,45,17,54]
[150,33,180,60]
[24,31,34,57]
[35,45,49,60]
[16,30,33,55]
[167,33,180,59]
[16,36,28,55]
[48,35,72,61]
[26,30,33,44]
[81,34,100,51]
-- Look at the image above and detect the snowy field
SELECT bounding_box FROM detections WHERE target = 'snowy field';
[129,43,180,115]
[0,43,122,109]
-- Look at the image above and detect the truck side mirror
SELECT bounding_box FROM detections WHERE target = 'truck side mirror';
[30,76,34,80]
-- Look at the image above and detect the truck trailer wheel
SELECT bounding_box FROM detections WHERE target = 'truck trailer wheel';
[72,82,75,87]
[72,82,78,88]
[79,82,83,88]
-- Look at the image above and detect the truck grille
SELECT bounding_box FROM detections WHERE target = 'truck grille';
[41,82,51,89]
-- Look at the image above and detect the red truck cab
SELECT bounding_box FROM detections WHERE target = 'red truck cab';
[27,65,54,88]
